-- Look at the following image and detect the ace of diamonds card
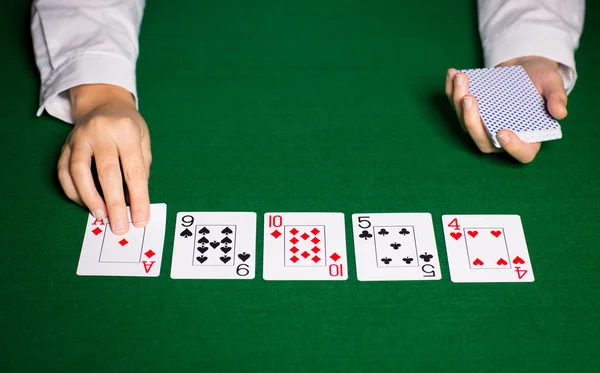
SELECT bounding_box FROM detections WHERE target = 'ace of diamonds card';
[442,215,534,283]
[76,203,167,277]
[263,213,348,281]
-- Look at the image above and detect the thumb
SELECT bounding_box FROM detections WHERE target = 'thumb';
[540,72,568,120]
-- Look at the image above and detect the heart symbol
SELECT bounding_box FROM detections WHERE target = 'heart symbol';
[197,246,208,254]
[196,256,208,264]
[513,256,525,265]
[210,241,220,249]
[238,253,251,262]
[467,230,478,238]
[472,258,484,266]
[497,258,508,265]
[491,230,502,238]
[221,246,232,254]
[450,232,462,240]
[220,256,231,264]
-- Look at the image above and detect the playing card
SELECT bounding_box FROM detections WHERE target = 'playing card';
[263,213,348,281]
[77,203,167,277]
[352,213,441,281]
[461,66,562,148]
[442,215,534,283]
[170,212,257,279]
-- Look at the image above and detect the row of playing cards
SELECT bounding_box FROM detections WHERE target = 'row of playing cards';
[76,204,534,283]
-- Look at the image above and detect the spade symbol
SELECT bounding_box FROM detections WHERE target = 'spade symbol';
[390,242,401,250]
[220,256,231,264]
[221,236,232,244]
[198,236,209,244]
[419,252,434,262]
[238,252,251,262]
[209,241,220,249]
[378,229,389,236]
[180,228,193,238]
[198,227,210,235]
[381,257,392,265]
[359,230,373,240]
[402,257,414,264]
[399,228,411,236]
[221,227,233,235]
[221,246,232,254]
[196,256,208,264]
[197,246,209,254]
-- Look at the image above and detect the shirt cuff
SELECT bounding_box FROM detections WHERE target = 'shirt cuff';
[37,53,138,124]
[482,25,577,94]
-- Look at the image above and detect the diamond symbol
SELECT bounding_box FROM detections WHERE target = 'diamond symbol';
[144,250,155,258]
[330,252,341,262]
[301,233,310,240]
[119,239,129,247]
[301,251,310,259]
[311,237,320,244]
[311,228,320,235]
[91,227,103,236]
[312,256,321,263]
[290,228,299,235]
[311,246,320,254]
[290,256,299,263]
[290,246,299,254]
[271,230,281,239]
[290,237,299,244]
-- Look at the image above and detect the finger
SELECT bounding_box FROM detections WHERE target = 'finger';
[95,143,129,235]
[119,143,150,227]
[70,145,107,218]
[452,72,469,121]
[540,71,568,120]
[57,147,83,205]
[445,68,459,104]
[496,130,541,163]
[462,95,498,153]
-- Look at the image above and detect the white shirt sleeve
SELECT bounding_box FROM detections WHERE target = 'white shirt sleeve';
[31,0,145,123]
[478,0,585,94]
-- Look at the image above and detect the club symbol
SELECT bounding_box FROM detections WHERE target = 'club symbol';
[221,246,232,254]
[197,246,209,254]
[221,236,232,244]
[221,227,233,235]
[419,252,434,262]
[210,241,220,249]
[196,256,208,264]
[198,236,209,244]
[377,228,389,236]
[402,257,414,264]
[220,256,231,264]
[390,242,401,250]
[381,257,392,265]
[180,228,192,238]
[399,228,411,236]
[198,227,210,235]
[359,230,373,240]
[238,252,251,262]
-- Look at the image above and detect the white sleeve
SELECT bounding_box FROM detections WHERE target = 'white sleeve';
[478,0,585,94]
[31,0,145,123]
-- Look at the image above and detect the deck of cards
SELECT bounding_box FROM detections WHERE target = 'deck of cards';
[76,206,534,283]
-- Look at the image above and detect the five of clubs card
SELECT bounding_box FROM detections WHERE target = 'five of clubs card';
[262,213,348,281]
[442,215,534,283]
[352,213,441,281]
[170,212,257,280]
[77,203,167,277]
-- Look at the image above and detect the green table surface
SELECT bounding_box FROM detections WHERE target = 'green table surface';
[2,1,600,372]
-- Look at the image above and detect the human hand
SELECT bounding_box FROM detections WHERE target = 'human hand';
[445,56,568,163]
[57,84,152,234]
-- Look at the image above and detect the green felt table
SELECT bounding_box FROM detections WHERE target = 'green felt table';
[1,1,600,372]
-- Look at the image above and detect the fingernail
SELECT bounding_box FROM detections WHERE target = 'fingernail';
[456,75,464,86]
[114,219,128,233]
[134,214,148,226]
[463,97,472,109]
[93,209,106,219]
[497,134,510,144]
